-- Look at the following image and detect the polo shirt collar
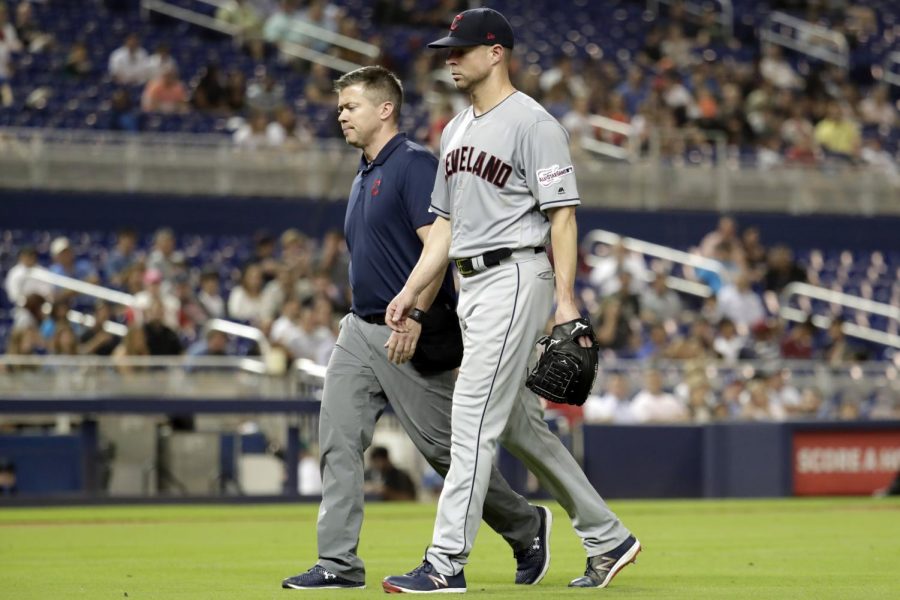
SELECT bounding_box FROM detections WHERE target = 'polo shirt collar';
[359,133,407,173]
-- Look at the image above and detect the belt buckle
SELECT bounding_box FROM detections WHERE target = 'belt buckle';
[455,258,475,277]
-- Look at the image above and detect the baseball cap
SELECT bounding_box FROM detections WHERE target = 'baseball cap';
[427,8,515,49]
[50,236,70,256]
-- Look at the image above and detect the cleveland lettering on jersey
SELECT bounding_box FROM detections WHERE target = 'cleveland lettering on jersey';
[444,145,512,188]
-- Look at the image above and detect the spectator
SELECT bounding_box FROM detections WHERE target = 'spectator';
[717,270,765,329]
[14,1,52,53]
[266,105,311,148]
[631,368,689,423]
[781,318,815,359]
[108,33,149,85]
[742,320,782,361]
[261,265,297,320]
[223,69,247,112]
[112,325,150,373]
[62,41,92,79]
[49,236,99,285]
[594,271,641,351]
[4,246,52,306]
[759,44,803,90]
[713,318,745,364]
[227,263,267,324]
[583,373,633,424]
[191,63,226,112]
[700,216,740,259]
[186,329,230,357]
[49,324,79,356]
[146,43,177,81]
[589,240,648,297]
[263,0,309,46]
[814,102,860,159]
[12,293,46,333]
[636,322,669,360]
[197,270,226,320]
[146,228,181,283]
[561,96,593,157]
[109,88,141,132]
[739,379,786,421]
[104,228,140,287]
[639,272,682,323]
[304,0,342,53]
[364,446,416,501]
[539,55,587,98]
[133,268,180,330]
[858,86,896,129]
[233,112,271,149]
[141,66,188,113]
[0,5,21,107]
[822,317,868,365]
[304,62,336,107]
[270,297,335,364]
[314,229,350,298]
[142,300,182,356]
[39,299,70,341]
[766,370,801,415]
[216,0,264,59]
[615,67,649,116]
[246,69,285,114]
[764,245,806,294]
[79,301,119,356]
[740,226,767,276]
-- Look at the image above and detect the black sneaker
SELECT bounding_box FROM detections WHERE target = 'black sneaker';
[514,505,552,585]
[281,565,365,590]
[568,535,641,588]
[382,560,466,594]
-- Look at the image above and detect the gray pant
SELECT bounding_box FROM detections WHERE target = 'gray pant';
[426,255,631,576]
[315,313,540,583]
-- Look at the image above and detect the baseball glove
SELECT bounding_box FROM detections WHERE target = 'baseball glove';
[525,317,599,406]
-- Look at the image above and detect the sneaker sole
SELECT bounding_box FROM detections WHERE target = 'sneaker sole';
[382,581,466,594]
[598,539,641,589]
[522,505,553,585]
[282,582,366,590]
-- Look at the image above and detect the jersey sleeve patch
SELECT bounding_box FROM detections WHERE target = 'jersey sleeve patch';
[536,164,574,187]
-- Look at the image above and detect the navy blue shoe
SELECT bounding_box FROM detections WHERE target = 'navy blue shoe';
[568,535,641,588]
[382,560,466,594]
[514,505,552,584]
[281,565,365,590]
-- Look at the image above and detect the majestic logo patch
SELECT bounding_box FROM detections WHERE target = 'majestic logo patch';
[536,164,574,187]
[557,186,566,195]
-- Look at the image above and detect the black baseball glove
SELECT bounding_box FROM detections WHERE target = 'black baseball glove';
[525,317,599,406]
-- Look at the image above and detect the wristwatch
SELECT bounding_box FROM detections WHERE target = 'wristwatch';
[408,308,426,324]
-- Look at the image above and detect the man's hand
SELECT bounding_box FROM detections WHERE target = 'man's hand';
[384,320,422,364]
[555,301,592,348]
[385,287,419,332]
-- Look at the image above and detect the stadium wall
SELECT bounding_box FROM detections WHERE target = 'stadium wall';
[3,190,900,251]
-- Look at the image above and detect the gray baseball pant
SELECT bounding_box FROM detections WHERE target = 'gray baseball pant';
[315,313,540,582]
[426,254,631,576]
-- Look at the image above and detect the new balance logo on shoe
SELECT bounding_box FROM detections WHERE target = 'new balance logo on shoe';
[426,573,449,588]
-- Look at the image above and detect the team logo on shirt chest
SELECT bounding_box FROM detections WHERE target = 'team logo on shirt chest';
[444,145,513,188]
[371,177,382,197]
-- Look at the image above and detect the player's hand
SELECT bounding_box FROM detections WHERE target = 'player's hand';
[555,301,592,348]
[384,320,422,365]
[385,287,419,332]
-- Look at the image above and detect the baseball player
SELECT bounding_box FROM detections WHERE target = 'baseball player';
[384,8,640,593]
[281,66,550,590]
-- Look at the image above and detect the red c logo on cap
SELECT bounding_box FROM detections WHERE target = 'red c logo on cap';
[486,32,495,40]
[450,13,463,31]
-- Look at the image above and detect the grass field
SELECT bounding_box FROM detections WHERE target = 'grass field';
[1,497,898,599]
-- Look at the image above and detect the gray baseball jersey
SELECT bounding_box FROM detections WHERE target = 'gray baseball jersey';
[430,91,581,259]
[422,90,632,578]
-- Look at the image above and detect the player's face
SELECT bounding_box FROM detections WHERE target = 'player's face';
[337,83,382,149]
[445,45,492,91]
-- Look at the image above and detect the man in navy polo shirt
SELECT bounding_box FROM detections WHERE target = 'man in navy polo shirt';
[281,66,548,591]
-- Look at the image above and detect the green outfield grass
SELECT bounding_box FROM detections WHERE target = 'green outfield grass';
[1,497,898,599]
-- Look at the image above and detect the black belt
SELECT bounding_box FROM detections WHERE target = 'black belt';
[355,312,384,325]
[454,247,545,278]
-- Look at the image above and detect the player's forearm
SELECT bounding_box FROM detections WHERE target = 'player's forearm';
[415,267,445,312]
[548,206,579,307]
[406,216,451,296]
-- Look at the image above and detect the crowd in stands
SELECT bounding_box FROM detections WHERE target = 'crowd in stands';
[2,216,897,423]
[0,0,897,167]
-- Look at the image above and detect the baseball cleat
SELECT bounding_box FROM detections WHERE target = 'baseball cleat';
[281,564,365,590]
[382,560,466,594]
[568,535,641,588]
[514,505,552,584]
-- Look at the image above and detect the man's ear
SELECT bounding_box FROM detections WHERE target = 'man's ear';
[380,101,395,122]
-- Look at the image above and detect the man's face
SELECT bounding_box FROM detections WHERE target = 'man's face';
[337,84,385,149]
[445,45,494,92]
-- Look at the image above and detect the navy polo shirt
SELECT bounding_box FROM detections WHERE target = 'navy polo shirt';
[345,133,456,318]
